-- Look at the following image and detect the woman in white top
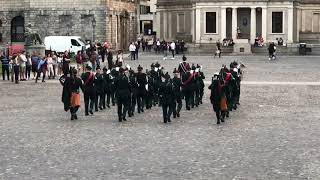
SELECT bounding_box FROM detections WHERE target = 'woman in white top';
[47,54,54,79]
[19,51,28,80]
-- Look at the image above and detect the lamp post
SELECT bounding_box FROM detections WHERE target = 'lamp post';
[92,17,96,43]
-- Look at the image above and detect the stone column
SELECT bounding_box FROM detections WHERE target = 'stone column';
[262,7,267,42]
[163,11,167,40]
[195,8,201,44]
[157,11,161,39]
[250,7,256,44]
[191,9,195,42]
[232,8,238,40]
[220,7,227,42]
[297,8,301,42]
[168,11,172,40]
[287,7,294,43]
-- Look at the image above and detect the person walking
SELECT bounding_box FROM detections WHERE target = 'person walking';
[209,74,224,124]
[115,68,131,122]
[35,56,47,83]
[60,68,83,120]
[107,50,113,70]
[31,53,40,80]
[172,68,182,118]
[136,65,147,113]
[81,64,96,116]
[94,66,105,111]
[159,73,174,123]
[170,41,176,59]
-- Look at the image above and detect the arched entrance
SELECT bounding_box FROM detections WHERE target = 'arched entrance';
[11,16,25,43]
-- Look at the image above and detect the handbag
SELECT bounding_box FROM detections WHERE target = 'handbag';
[70,92,81,107]
[220,95,228,111]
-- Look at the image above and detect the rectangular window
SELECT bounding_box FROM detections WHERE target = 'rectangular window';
[206,12,216,33]
[272,12,283,33]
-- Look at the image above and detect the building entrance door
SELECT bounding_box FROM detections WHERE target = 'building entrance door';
[237,8,251,39]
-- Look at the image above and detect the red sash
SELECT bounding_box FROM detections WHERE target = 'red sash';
[84,72,94,86]
[183,73,194,86]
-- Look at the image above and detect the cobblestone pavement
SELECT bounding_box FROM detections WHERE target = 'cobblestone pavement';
[0,55,320,180]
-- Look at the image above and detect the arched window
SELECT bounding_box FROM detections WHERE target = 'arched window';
[11,16,25,42]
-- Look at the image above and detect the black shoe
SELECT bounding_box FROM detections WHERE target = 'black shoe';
[123,117,127,121]
[226,113,229,118]
[85,113,89,116]
[74,114,78,120]
[164,120,167,123]
[42,80,45,82]
[217,120,221,124]
[141,109,144,113]
[95,109,98,112]
[107,105,110,108]
[138,110,140,114]
[173,114,176,118]
[221,118,225,122]
[89,110,94,115]
[186,107,191,111]
[99,107,103,110]
[177,113,180,118]
[71,115,74,120]
[119,118,122,122]
[168,119,171,122]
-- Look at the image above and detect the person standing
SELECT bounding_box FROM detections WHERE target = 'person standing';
[11,54,20,84]
[129,42,136,60]
[181,66,193,110]
[62,51,70,75]
[0,51,10,81]
[159,73,174,123]
[25,53,32,80]
[103,67,113,108]
[135,42,139,60]
[76,51,83,72]
[47,53,54,79]
[107,50,113,70]
[51,52,58,79]
[214,41,222,58]
[60,68,83,120]
[128,69,138,116]
[114,68,131,122]
[170,41,176,59]
[81,65,96,116]
[172,68,182,118]
[19,51,27,81]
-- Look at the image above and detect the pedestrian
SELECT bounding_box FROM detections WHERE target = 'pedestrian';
[11,54,20,84]
[170,41,176,59]
[107,50,113,70]
[19,51,27,81]
[76,51,83,72]
[57,53,63,77]
[129,42,136,60]
[214,40,222,58]
[268,42,276,60]
[90,51,97,72]
[62,51,70,75]
[159,73,174,123]
[156,39,161,53]
[47,53,54,79]
[163,42,169,60]
[114,67,131,122]
[116,50,123,67]
[31,52,39,80]
[81,64,96,116]
[181,40,185,54]
[51,52,58,79]
[0,51,10,81]
[35,56,47,83]
[25,53,32,80]
[60,68,83,120]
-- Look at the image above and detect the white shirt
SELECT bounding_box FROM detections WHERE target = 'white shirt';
[20,54,27,66]
[157,41,161,46]
[170,42,176,50]
[129,44,136,52]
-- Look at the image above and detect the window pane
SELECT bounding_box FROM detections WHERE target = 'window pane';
[272,12,283,33]
[206,12,216,33]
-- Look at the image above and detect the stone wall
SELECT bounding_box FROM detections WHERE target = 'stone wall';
[0,0,107,45]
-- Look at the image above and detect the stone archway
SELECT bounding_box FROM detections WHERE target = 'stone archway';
[11,16,25,43]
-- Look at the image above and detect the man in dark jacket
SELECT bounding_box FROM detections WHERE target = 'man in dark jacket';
[209,74,224,124]
[128,69,138,116]
[103,67,113,108]
[172,68,182,118]
[136,65,147,113]
[182,66,193,110]
[0,51,10,81]
[159,73,174,123]
[115,68,131,122]
[81,65,96,116]
[94,66,105,111]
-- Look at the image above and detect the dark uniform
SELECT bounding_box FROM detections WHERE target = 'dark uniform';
[172,69,182,118]
[114,68,131,122]
[136,66,147,113]
[128,70,138,116]
[159,73,175,123]
[0,54,10,81]
[81,67,96,116]
[110,66,119,106]
[182,68,193,110]
[209,75,224,124]
[145,73,154,109]
[94,68,105,111]
[103,68,113,108]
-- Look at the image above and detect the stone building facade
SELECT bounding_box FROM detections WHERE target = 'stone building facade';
[157,0,320,45]
[106,0,137,50]
[0,0,107,47]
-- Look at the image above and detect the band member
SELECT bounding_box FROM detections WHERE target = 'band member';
[172,68,182,118]
[209,73,225,124]
[128,69,138,116]
[81,65,96,116]
[178,55,190,76]
[159,73,174,123]
[115,68,131,122]
[94,66,105,111]
[181,66,193,110]
[136,65,147,113]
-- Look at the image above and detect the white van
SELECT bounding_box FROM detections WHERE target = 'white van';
[44,36,89,53]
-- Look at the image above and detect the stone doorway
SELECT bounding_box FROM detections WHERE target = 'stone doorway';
[237,8,251,39]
